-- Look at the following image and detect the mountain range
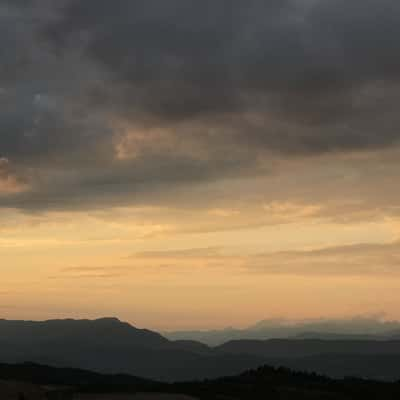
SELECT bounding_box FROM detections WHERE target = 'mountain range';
[2,317,400,381]
[0,318,263,381]
[165,317,400,345]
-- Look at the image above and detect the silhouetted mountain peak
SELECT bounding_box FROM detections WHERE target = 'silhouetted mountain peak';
[0,317,170,351]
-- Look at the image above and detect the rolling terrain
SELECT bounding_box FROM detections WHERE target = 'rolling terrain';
[0,318,263,381]
[165,318,400,346]
[2,318,400,381]
[1,362,400,399]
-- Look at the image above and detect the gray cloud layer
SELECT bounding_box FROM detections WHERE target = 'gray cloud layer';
[1,0,400,210]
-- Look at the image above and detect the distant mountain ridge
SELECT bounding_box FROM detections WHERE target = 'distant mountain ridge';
[165,317,400,345]
[2,317,400,382]
[217,338,400,358]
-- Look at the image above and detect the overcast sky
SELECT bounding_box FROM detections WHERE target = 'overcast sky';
[1,0,400,329]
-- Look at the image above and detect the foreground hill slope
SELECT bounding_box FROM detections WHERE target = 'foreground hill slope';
[2,362,400,399]
[217,339,400,380]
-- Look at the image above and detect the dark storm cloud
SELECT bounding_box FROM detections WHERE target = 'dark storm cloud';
[48,0,400,125]
[1,0,400,209]
[0,0,111,165]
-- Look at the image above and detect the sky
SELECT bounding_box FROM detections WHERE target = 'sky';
[1,0,400,330]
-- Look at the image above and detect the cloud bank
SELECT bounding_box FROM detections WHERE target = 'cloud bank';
[1,0,400,210]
